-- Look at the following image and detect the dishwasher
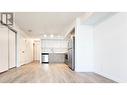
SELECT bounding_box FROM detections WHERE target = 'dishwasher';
[42,53,49,63]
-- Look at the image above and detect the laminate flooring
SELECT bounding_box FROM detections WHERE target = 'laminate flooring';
[0,62,116,83]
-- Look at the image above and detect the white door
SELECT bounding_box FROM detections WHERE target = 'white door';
[0,28,9,72]
[36,43,40,61]
[34,41,40,61]
[9,30,16,68]
[20,36,25,65]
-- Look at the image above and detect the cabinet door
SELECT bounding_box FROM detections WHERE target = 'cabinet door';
[9,30,16,68]
[0,28,9,72]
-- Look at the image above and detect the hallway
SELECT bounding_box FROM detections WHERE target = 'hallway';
[0,62,115,83]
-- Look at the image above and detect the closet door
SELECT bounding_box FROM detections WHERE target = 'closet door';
[0,28,9,72]
[9,30,16,68]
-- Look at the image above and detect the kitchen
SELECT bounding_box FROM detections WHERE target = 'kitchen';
[34,28,75,71]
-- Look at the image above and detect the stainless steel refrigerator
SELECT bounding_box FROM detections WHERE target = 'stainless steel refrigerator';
[68,36,75,70]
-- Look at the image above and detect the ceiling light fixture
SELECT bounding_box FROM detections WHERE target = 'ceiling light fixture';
[50,34,54,38]
[44,34,47,37]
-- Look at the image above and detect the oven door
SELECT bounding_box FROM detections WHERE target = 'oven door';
[42,53,49,63]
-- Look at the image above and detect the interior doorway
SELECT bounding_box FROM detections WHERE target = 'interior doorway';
[33,40,41,62]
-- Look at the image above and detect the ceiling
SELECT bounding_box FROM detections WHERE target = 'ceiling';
[15,12,84,38]
[81,12,117,25]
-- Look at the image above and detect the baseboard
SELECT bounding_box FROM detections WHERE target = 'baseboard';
[33,60,40,63]
[95,71,124,83]
[18,61,34,67]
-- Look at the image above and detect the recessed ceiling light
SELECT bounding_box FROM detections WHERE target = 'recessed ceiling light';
[44,34,47,37]
[50,34,54,38]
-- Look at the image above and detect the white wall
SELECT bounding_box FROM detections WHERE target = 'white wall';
[75,20,94,72]
[19,33,33,66]
[94,13,127,82]
[13,15,34,67]
[41,39,67,53]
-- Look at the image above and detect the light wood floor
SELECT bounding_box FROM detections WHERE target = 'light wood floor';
[0,62,116,83]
